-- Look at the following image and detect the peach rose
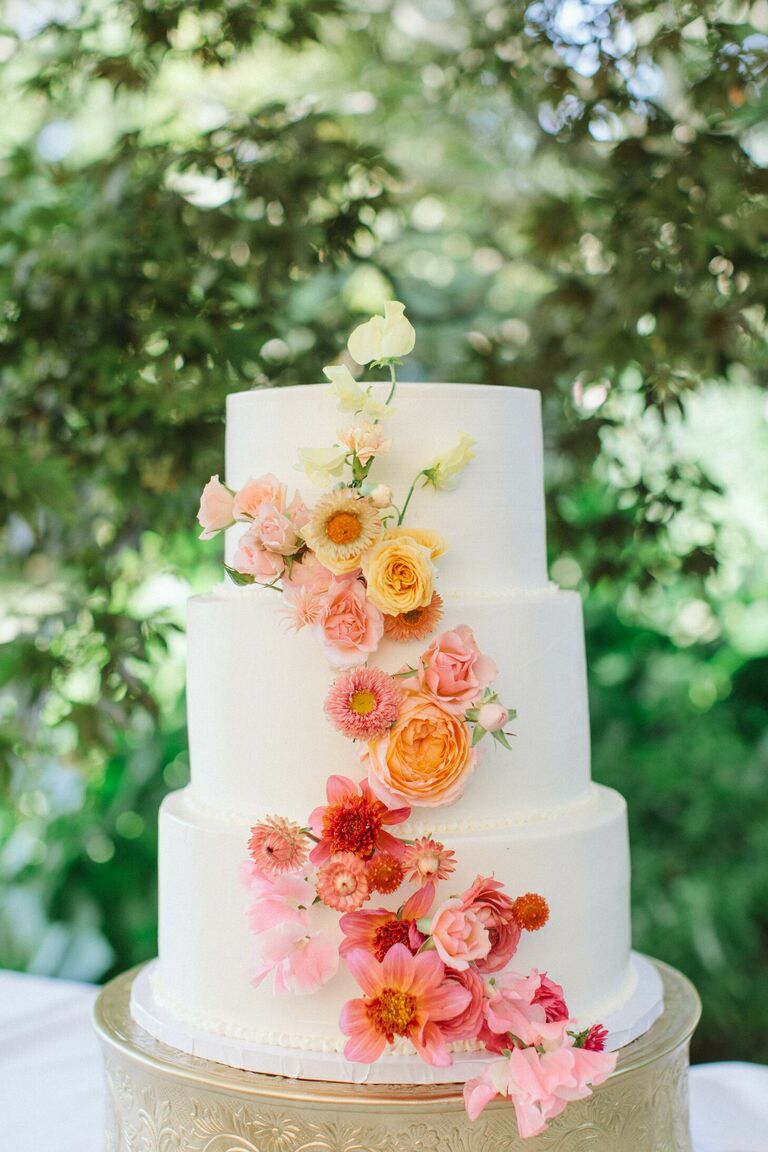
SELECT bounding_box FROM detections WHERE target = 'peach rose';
[197,475,235,539]
[255,502,299,555]
[418,625,497,714]
[313,575,384,669]
[233,473,287,521]
[232,524,285,583]
[364,689,476,807]
[362,533,435,616]
[430,897,491,971]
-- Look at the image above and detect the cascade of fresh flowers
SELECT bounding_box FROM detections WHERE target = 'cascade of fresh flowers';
[195,303,617,1139]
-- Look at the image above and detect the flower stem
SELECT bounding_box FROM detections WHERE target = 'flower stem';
[397,470,426,525]
[384,361,397,407]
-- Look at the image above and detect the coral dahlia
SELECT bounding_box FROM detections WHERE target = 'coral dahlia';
[316,852,370,912]
[340,944,472,1067]
[309,775,410,864]
[325,667,402,741]
[248,816,309,874]
[339,885,433,961]
[383,592,444,642]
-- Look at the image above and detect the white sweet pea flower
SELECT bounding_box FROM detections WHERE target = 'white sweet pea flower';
[296,445,348,488]
[323,364,390,420]
[347,301,415,366]
[423,433,477,490]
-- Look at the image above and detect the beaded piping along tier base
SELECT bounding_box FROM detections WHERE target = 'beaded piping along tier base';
[94,958,699,1152]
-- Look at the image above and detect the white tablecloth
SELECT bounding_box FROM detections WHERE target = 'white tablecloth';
[1,969,766,1152]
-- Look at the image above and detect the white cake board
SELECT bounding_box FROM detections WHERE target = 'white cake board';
[130,953,663,1085]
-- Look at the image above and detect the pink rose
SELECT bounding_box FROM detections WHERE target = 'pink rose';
[418,625,498,714]
[430,897,491,971]
[439,966,486,1041]
[197,475,235,539]
[255,502,299,555]
[476,702,508,732]
[460,875,521,974]
[232,524,285,583]
[287,491,310,530]
[313,575,384,668]
[233,473,287,521]
[532,972,569,1023]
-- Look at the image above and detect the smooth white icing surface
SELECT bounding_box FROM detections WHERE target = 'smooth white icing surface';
[185,587,591,822]
[154,783,634,1066]
[224,383,547,591]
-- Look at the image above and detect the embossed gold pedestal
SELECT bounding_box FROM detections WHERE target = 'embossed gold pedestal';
[94,959,699,1152]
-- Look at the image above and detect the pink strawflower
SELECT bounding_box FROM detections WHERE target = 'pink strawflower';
[316,852,371,912]
[309,775,410,865]
[197,475,235,539]
[532,973,569,1023]
[325,666,402,740]
[402,837,456,885]
[340,885,433,961]
[248,816,309,874]
[583,1024,609,1052]
[340,943,472,1067]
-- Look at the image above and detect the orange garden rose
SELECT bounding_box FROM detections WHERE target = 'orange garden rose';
[363,689,476,807]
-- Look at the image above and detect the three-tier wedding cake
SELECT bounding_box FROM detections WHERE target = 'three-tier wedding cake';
[131,304,664,1139]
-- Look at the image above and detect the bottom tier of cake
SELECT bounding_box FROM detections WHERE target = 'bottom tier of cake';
[147,783,663,1081]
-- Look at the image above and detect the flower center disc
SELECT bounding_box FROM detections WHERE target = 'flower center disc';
[350,689,377,716]
[368,988,417,1039]
[326,511,362,545]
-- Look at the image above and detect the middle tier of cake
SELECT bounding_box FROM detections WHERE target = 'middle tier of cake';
[186,583,592,825]
[153,781,634,1076]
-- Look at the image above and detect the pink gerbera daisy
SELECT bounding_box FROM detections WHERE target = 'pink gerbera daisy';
[324,667,402,740]
[402,836,456,885]
[248,816,309,874]
[316,852,371,912]
[340,943,472,1067]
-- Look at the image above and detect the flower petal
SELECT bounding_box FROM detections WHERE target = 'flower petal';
[381,943,414,992]
[326,775,357,805]
[346,947,384,998]
[403,883,435,920]
[409,1020,451,1067]
[423,982,473,1023]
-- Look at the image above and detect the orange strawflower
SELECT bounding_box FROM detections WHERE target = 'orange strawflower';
[512,892,550,932]
[383,592,444,641]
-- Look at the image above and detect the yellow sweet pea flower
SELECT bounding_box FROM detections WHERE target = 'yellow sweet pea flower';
[423,433,476,490]
[347,301,415,366]
[295,445,348,487]
[322,365,390,420]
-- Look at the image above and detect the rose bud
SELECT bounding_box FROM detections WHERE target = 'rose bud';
[476,703,508,732]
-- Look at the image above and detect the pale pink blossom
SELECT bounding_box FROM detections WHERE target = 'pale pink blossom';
[233,473,287,521]
[476,702,509,732]
[254,501,299,555]
[197,475,235,539]
[232,524,285,583]
[418,625,498,714]
[313,574,384,668]
[429,897,491,971]
[337,422,392,465]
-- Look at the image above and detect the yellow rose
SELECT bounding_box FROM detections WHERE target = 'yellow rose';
[383,526,448,559]
[362,531,435,615]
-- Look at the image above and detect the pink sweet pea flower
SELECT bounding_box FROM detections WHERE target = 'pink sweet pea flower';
[308,775,410,867]
[340,944,472,1067]
[429,897,491,971]
[417,625,497,713]
[532,972,569,1022]
[483,970,550,1046]
[313,574,384,669]
[197,475,235,539]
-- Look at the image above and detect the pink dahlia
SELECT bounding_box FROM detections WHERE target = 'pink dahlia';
[248,816,309,874]
[340,943,472,1067]
[340,885,433,961]
[316,852,371,913]
[325,667,402,741]
[402,836,456,885]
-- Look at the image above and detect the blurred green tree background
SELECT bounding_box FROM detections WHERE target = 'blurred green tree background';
[1,0,766,1062]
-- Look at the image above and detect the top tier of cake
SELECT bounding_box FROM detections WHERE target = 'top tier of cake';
[225,383,547,591]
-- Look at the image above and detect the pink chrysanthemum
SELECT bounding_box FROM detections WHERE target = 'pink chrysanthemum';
[316,852,371,912]
[583,1024,609,1052]
[248,816,309,874]
[324,667,402,740]
[402,836,456,885]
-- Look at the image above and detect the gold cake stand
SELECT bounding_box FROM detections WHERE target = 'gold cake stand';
[93,958,700,1151]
